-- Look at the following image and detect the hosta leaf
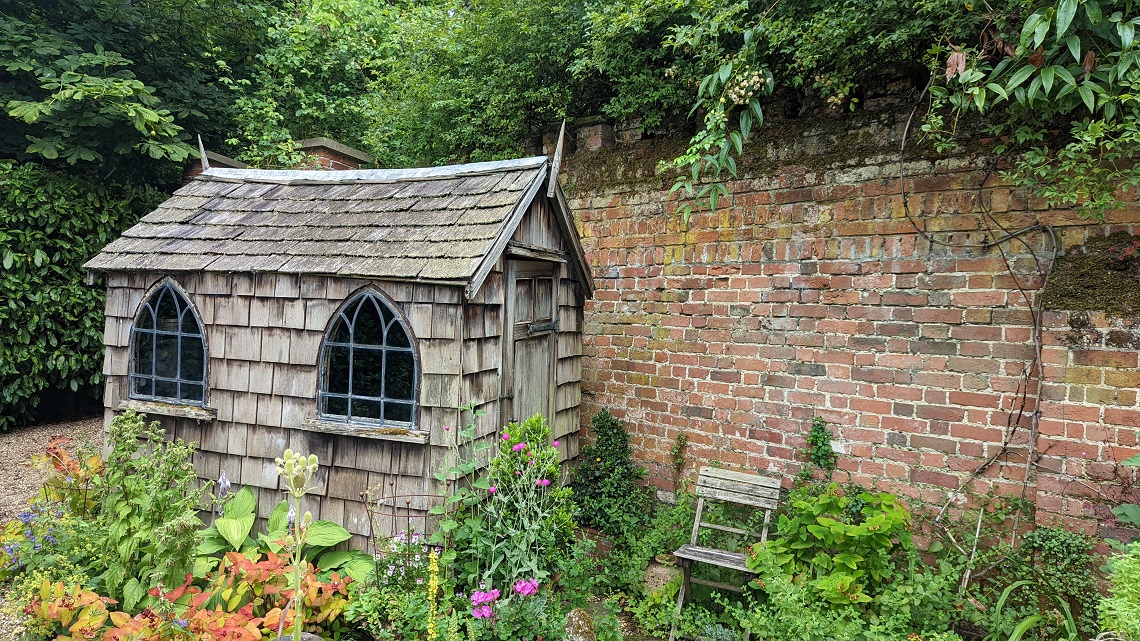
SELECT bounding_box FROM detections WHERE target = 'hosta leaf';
[306,520,351,547]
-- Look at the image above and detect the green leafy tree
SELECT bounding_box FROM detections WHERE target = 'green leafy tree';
[1,0,273,181]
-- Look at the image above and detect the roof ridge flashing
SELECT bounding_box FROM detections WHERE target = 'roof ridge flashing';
[200,157,548,185]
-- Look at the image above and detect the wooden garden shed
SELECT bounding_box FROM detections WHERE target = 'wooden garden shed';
[84,156,594,546]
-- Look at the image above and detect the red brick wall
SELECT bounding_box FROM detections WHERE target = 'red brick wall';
[559,112,1140,533]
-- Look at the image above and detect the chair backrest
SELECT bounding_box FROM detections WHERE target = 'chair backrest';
[690,466,781,547]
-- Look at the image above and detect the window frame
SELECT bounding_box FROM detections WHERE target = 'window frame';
[317,288,420,428]
[128,280,208,406]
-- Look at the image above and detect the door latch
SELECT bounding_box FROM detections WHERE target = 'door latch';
[527,319,558,335]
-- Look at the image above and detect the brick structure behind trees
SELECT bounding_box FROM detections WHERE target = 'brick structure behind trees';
[559,108,1140,534]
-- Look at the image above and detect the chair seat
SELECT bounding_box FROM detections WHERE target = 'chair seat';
[673,544,750,573]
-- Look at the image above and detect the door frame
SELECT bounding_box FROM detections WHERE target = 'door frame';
[502,259,559,426]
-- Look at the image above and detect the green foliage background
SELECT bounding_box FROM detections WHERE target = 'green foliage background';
[0,162,160,431]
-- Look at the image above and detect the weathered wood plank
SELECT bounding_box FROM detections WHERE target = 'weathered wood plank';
[256,394,283,427]
[673,545,750,573]
[271,364,317,397]
[699,466,783,489]
[694,484,779,510]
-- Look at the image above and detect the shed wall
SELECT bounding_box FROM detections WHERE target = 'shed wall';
[101,271,467,547]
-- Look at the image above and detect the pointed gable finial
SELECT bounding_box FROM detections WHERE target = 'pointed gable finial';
[547,119,567,198]
[197,135,210,171]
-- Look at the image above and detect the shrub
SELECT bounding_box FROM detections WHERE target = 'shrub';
[571,409,652,546]
[1100,541,1140,640]
[965,527,1102,641]
[759,483,912,604]
[0,162,159,430]
[91,410,207,611]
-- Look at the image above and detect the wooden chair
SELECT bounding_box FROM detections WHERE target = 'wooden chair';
[669,466,781,641]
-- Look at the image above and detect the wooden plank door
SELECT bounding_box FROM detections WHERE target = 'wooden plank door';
[507,260,557,425]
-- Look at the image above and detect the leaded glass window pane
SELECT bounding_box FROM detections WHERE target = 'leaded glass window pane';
[319,291,418,427]
[129,283,207,405]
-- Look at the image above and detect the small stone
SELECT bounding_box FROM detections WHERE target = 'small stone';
[565,608,596,641]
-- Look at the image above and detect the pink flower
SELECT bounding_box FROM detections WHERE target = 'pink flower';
[488,486,497,494]
[512,442,527,452]
[472,604,494,619]
[513,578,540,597]
[553,440,560,447]
[444,426,451,431]
[515,470,522,475]
[535,478,551,487]
[501,433,511,440]
[471,589,500,606]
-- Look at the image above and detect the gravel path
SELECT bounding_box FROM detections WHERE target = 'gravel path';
[0,416,103,639]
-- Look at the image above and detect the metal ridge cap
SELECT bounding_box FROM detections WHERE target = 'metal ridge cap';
[200,157,548,184]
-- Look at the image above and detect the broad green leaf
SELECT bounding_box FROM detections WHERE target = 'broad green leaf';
[1121,21,1135,49]
[1053,65,1076,87]
[1034,16,1051,48]
[718,62,732,83]
[123,577,145,612]
[1086,0,1103,25]
[1112,503,1140,526]
[1079,84,1096,111]
[1006,65,1035,91]
[268,500,290,532]
[317,550,355,569]
[306,520,351,547]
[1066,35,1082,63]
[341,556,375,583]
[1057,0,1078,37]
[223,486,256,519]
[215,514,255,550]
[986,82,1009,100]
[1041,65,1055,94]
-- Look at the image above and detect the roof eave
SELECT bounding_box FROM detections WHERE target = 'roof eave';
[465,163,550,300]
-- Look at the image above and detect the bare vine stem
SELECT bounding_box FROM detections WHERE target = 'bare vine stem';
[899,72,1060,579]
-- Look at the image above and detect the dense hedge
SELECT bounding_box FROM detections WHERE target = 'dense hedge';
[0,162,160,430]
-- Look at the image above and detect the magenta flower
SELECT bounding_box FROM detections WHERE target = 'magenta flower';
[501,433,511,440]
[513,578,540,597]
[553,440,560,447]
[512,442,527,452]
[472,604,494,619]
[471,589,500,605]
[536,478,551,487]
[488,486,497,494]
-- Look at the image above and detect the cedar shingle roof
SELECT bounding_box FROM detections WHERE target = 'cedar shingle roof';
[85,157,556,287]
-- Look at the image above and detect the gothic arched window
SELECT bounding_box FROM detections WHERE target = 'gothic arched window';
[319,291,417,425]
[130,283,206,404]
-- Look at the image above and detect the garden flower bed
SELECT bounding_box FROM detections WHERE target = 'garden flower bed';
[1,409,1138,641]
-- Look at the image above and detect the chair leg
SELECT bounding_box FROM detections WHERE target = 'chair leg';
[669,560,690,641]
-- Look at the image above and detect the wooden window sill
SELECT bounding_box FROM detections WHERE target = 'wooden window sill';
[118,399,217,422]
[303,419,429,444]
